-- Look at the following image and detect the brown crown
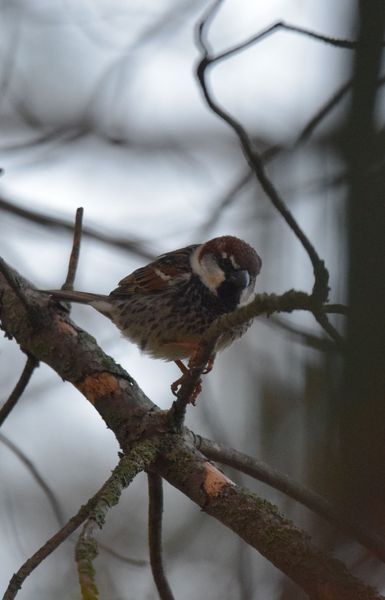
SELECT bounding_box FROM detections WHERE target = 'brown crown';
[199,236,262,276]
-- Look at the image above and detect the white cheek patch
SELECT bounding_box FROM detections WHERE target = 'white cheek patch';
[190,246,225,294]
[239,287,254,306]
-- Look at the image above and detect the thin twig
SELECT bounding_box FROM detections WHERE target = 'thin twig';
[0,435,146,567]
[0,197,154,260]
[194,435,385,564]
[2,499,96,600]
[195,2,330,304]
[0,432,64,525]
[0,434,145,567]
[298,73,385,146]
[198,73,385,237]
[148,473,175,600]
[3,442,158,600]
[325,303,348,315]
[212,21,359,65]
[75,441,160,600]
[200,291,343,347]
[0,355,39,427]
[267,316,337,352]
[199,170,253,235]
[62,207,83,291]
[312,309,345,349]
[98,544,147,567]
[296,79,352,144]
[167,291,347,424]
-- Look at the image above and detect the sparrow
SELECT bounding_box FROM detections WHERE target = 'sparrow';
[44,236,261,399]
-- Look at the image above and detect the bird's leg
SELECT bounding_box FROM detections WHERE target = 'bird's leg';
[171,360,189,396]
[175,359,189,375]
[171,351,216,404]
[202,355,215,374]
[171,359,202,404]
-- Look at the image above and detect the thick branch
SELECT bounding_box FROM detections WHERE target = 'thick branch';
[195,435,385,564]
[0,264,382,600]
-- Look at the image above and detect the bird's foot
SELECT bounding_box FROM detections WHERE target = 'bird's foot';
[171,371,202,405]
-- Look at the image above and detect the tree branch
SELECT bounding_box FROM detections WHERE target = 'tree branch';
[0,197,154,261]
[0,355,39,427]
[148,473,175,600]
[195,5,330,307]
[3,497,98,600]
[0,263,382,600]
[62,207,83,292]
[75,442,160,600]
[0,432,65,526]
[195,434,385,564]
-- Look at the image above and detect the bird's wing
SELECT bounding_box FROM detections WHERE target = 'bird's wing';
[109,244,198,296]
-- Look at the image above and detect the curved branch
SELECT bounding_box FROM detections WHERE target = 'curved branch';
[148,473,175,600]
[195,2,330,304]
[3,497,97,600]
[0,432,65,526]
[0,355,39,426]
[212,21,360,65]
[195,434,385,564]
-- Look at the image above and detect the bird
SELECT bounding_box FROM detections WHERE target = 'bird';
[44,236,262,400]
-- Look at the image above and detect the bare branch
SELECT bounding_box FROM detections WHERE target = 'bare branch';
[75,442,160,600]
[212,21,360,65]
[168,291,347,428]
[3,498,95,600]
[62,207,84,292]
[195,434,385,565]
[98,544,147,567]
[199,170,253,235]
[1,262,382,600]
[0,432,64,526]
[0,197,154,261]
[195,3,330,305]
[267,316,337,351]
[0,355,39,427]
[148,473,175,600]
[297,79,352,144]
[157,436,384,600]
[0,434,146,568]
[312,308,345,349]
[325,303,348,315]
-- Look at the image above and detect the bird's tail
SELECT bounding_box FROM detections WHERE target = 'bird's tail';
[41,289,110,305]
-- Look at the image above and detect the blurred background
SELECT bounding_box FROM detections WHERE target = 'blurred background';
[1,1,383,599]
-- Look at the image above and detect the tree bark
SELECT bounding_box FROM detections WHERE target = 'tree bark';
[0,265,383,600]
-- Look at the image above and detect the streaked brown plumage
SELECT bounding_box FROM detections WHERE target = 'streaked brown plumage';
[44,235,262,395]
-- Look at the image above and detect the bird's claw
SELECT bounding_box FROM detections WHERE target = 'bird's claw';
[171,372,202,405]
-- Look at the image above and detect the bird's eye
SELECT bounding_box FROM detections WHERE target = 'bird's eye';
[216,257,250,288]
[216,257,233,272]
